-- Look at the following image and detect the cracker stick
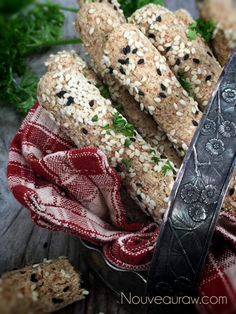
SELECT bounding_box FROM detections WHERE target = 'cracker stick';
[0,257,86,314]
[129,4,222,109]
[103,23,202,154]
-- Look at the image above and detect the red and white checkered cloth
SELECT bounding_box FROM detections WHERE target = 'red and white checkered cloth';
[7,103,236,314]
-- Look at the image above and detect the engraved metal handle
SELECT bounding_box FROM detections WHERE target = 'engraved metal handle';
[146,48,236,312]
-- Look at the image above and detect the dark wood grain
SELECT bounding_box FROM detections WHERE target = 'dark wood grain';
[0,1,198,313]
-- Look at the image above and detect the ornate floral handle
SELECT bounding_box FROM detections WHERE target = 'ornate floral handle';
[146,48,236,312]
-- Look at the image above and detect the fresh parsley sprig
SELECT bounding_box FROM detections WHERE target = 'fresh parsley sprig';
[0,1,81,113]
[177,72,192,96]
[187,18,216,42]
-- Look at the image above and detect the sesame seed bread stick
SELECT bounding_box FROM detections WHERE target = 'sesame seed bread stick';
[129,4,222,109]
[198,0,236,66]
[103,23,202,154]
[38,59,177,221]
[0,257,86,314]
[76,3,124,74]
[76,3,182,166]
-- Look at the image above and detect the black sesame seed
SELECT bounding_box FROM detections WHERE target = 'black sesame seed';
[114,5,118,10]
[183,54,189,60]
[82,128,88,135]
[30,274,38,283]
[123,45,131,55]
[131,137,136,142]
[56,91,66,98]
[88,81,92,84]
[148,33,156,39]
[156,15,162,22]
[66,96,74,106]
[229,188,235,196]
[159,92,167,98]
[109,66,114,74]
[89,100,95,107]
[165,46,171,53]
[205,75,212,81]
[132,48,138,54]
[63,286,70,292]
[207,51,213,57]
[175,58,181,66]
[136,183,143,188]
[138,59,145,65]
[139,90,145,96]
[160,83,166,91]
[120,67,126,75]
[193,58,200,64]
[118,58,129,65]
[52,298,64,304]
[195,110,200,115]
[192,120,198,127]
[157,69,162,76]
[115,165,123,173]
[137,195,142,202]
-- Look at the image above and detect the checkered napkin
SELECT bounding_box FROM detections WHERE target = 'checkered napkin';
[7,103,236,313]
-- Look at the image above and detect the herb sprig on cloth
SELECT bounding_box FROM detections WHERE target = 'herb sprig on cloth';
[0,1,80,113]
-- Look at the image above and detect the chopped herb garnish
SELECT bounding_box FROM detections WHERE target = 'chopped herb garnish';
[152,155,161,164]
[177,72,192,96]
[121,158,131,172]
[112,112,135,138]
[96,84,111,99]
[115,103,124,113]
[118,0,165,18]
[124,138,132,147]
[92,115,98,122]
[187,19,216,42]
[162,161,173,176]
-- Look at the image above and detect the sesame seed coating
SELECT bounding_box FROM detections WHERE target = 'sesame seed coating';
[103,23,202,152]
[38,55,177,221]
[76,3,181,166]
[129,4,222,109]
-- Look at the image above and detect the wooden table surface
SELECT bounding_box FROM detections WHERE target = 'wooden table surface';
[0,1,198,313]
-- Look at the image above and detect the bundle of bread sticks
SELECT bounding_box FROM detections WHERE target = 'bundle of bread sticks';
[37,0,236,223]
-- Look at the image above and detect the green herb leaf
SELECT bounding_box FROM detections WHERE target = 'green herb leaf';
[162,160,173,176]
[99,85,110,99]
[92,115,98,122]
[118,0,165,18]
[115,103,124,114]
[112,112,135,138]
[187,29,197,40]
[177,72,192,96]
[152,155,161,164]
[0,1,80,113]
[121,158,132,172]
[187,19,216,42]
[124,138,132,147]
